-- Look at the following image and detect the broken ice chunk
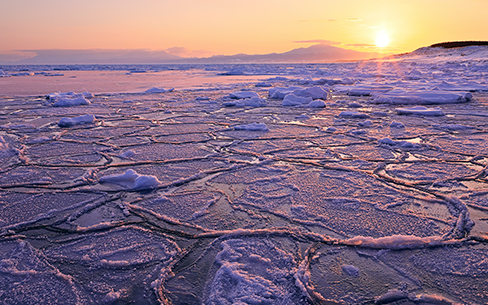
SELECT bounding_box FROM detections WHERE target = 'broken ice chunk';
[228,91,260,99]
[58,114,95,127]
[282,94,313,106]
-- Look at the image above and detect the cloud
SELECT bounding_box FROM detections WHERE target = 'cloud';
[293,40,341,46]
[346,18,362,22]
[347,43,376,47]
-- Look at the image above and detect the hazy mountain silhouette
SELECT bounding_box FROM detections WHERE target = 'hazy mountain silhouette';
[9,44,380,64]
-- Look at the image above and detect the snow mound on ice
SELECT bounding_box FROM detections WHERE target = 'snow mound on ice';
[345,234,442,249]
[292,86,329,99]
[395,106,444,116]
[269,86,303,99]
[373,89,472,104]
[47,91,93,107]
[118,150,136,159]
[58,114,95,127]
[224,97,266,107]
[378,138,421,149]
[338,111,369,119]
[342,264,360,276]
[390,121,405,128]
[145,87,174,94]
[282,94,313,106]
[306,100,326,108]
[47,91,93,101]
[229,91,260,99]
[234,122,269,131]
[99,169,161,190]
[53,97,91,107]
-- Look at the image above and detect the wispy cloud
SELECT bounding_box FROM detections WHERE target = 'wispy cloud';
[346,18,362,22]
[347,43,376,47]
[294,40,341,46]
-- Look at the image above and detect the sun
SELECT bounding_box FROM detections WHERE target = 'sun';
[375,30,390,48]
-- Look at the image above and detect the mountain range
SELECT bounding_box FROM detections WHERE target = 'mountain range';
[3,44,381,64]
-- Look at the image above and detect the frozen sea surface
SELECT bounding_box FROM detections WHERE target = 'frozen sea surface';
[1,47,488,304]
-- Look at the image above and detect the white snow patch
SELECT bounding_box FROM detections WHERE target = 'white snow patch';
[53,97,91,107]
[99,169,161,190]
[344,234,443,249]
[306,100,326,108]
[338,111,370,119]
[224,97,266,107]
[292,86,329,99]
[378,138,421,149]
[269,86,303,99]
[282,94,313,106]
[342,264,360,277]
[229,91,260,99]
[395,106,444,116]
[234,122,269,131]
[58,114,96,127]
[390,121,406,128]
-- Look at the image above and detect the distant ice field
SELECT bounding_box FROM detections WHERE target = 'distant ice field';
[1,46,488,304]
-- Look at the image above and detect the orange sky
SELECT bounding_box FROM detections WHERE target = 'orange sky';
[1,0,487,57]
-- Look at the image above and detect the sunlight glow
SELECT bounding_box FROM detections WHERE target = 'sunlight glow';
[375,30,391,48]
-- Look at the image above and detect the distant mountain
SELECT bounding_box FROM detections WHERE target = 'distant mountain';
[15,49,181,64]
[6,44,380,65]
[179,44,380,63]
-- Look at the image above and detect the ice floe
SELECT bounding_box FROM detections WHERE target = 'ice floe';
[373,89,472,104]
[58,114,96,127]
[395,106,444,116]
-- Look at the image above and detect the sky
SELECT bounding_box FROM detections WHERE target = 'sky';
[1,0,488,62]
